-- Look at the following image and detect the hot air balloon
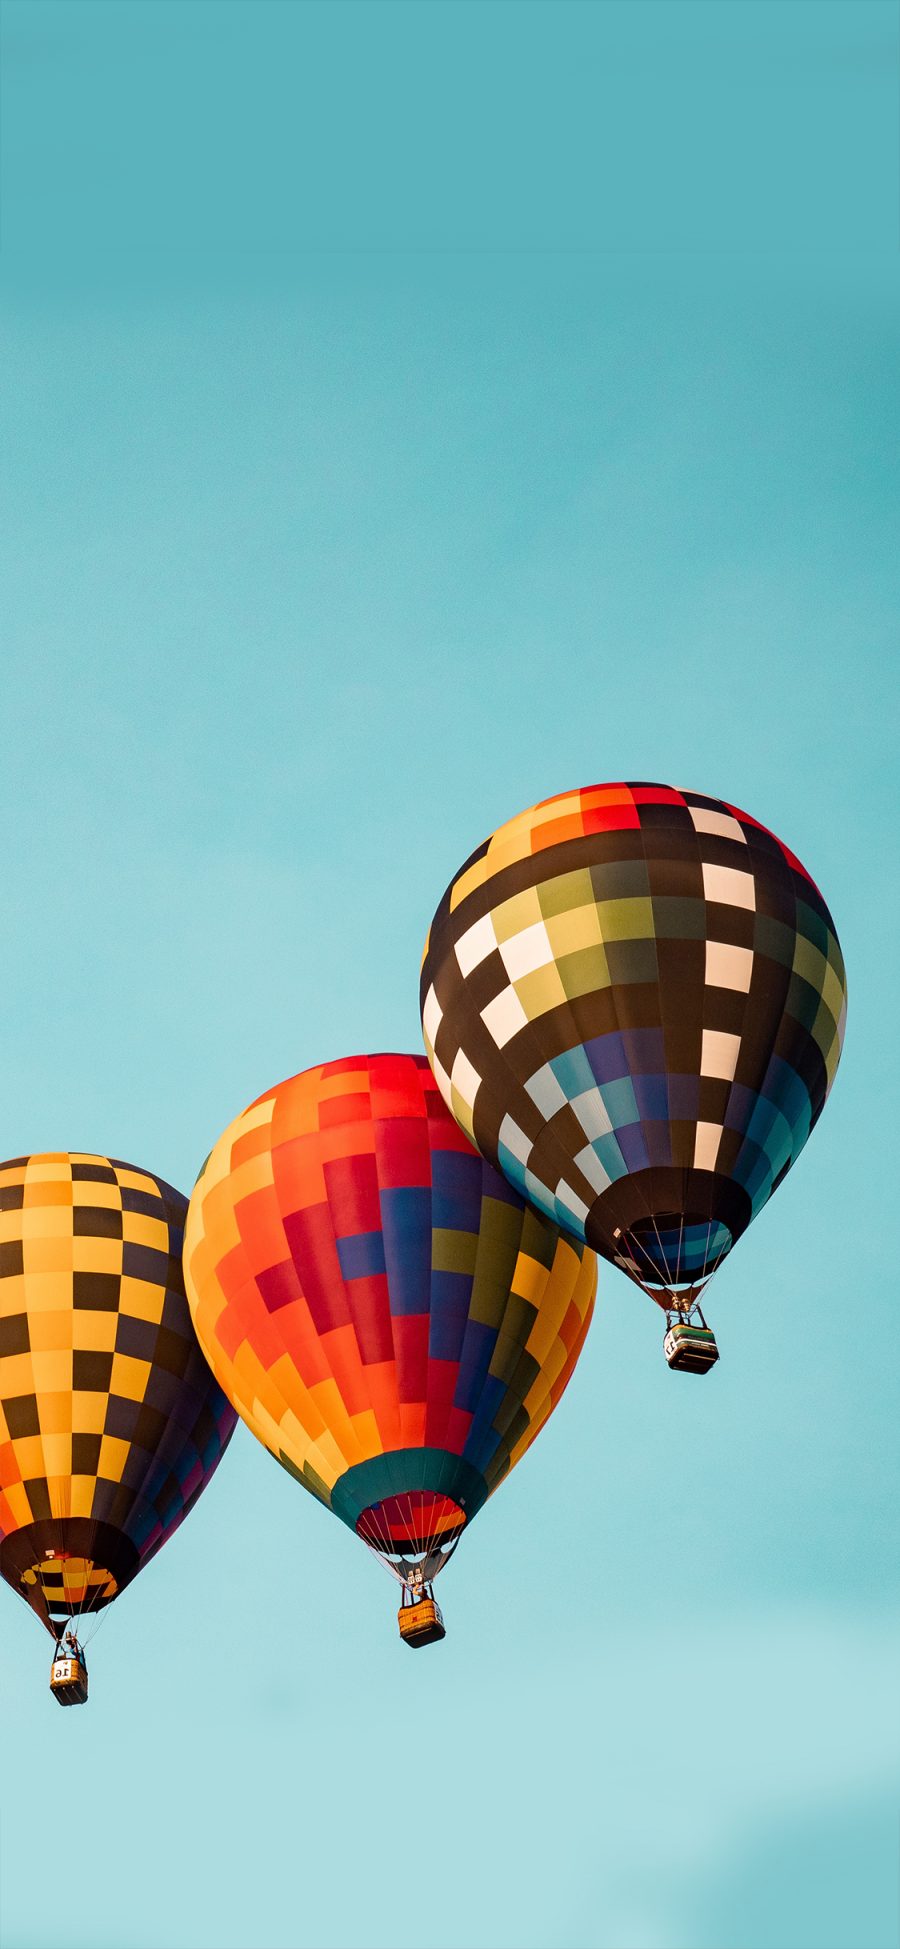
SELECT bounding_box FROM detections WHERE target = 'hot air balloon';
[183,1053,595,1645]
[0,1153,237,1703]
[420,783,846,1372]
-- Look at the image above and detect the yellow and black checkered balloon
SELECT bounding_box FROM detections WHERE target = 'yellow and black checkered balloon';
[0,1154,236,1637]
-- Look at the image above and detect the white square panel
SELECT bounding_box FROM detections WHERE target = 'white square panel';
[574,1144,612,1193]
[455,912,497,977]
[690,806,747,843]
[422,984,443,1048]
[571,1088,614,1140]
[500,919,555,981]
[499,1115,533,1167]
[481,985,529,1048]
[705,940,754,991]
[693,1122,723,1170]
[450,1048,481,1109]
[525,1064,569,1119]
[555,1180,590,1227]
[700,1029,741,1080]
[702,862,756,910]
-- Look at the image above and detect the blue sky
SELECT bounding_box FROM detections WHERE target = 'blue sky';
[1,4,898,1947]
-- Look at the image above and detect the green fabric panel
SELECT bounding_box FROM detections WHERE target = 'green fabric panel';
[590,859,651,901]
[796,899,830,955]
[431,1227,479,1275]
[519,1203,559,1271]
[557,945,611,1000]
[785,972,823,1032]
[594,896,655,942]
[488,1329,541,1396]
[468,1199,524,1327]
[753,913,797,967]
[651,896,708,940]
[331,1447,489,1533]
[489,1292,537,1359]
[536,867,596,917]
[605,936,659,984]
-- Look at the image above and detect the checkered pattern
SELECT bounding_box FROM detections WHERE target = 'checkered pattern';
[183,1054,595,1560]
[420,784,846,1299]
[0,1154,236,1631]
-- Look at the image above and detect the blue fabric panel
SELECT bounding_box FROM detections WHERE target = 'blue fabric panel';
[430,1147,481,1231]
[601,1076,640,1128]
[454,1320,498,1413]
[633,1072,670,1120]
[428,1272,473,1360]
[379,1185,432,1315]
[336,1229,388,1280]
[550,1044,597,1100]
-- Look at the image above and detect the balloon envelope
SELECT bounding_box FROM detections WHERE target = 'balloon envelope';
[184,1053,596,1579]
[0,1154,236,1638]
[420,783,846,1304]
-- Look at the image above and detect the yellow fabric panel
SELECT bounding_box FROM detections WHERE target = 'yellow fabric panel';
[41,1434,72,1478]
[71,1392,109,1434]
[97,1435,131,1482]
[72,1236,122,1274]
[308,1378,364,1468]
[513,961,568,1018]
[68,1477,96,1519]
[23,1236,74,1275]
[510,1251,551,1309]
[18,1206,77,1238]
[306,1423,349,1482]
[30,1309,74,1350]
[525,792,585,833]
[525,1290,570,1367]
[4,1484,32,1526]
[9,1436,46,1479]
[21,1157,69,1183]
[72,1311,118,1352]
[37,1393,73,1436]
[117,1276,167,1322]
[349,1409,382,1461]
[223,1149,275,1205]
[0,1352,32,1395]
[120,1211,170,1249]
[113,1167,162,1193]
[266,1353,329,1437]
[30,1350,72,1392]
[490,886,544,943]
[109,1353,151,1402]
[544,902,605,958]
[70,1180,121,1209]
[449,854,492,910]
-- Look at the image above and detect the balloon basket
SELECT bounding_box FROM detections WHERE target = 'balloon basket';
[664,1322,719,1373]
[398,1595,446,1648]
[50,1650,89,1706]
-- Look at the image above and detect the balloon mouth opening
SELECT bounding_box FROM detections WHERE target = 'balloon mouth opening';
[613,1212,734,1287]
[21,1553,118,1613]
[356,1492,467,1557]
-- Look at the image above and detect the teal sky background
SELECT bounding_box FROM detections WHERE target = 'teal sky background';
[1,4,898,1948]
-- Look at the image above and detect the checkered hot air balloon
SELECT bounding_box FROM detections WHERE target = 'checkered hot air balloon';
[0,1154,237,1699]
[420,783,846,1370]
[183,1053,596,1644]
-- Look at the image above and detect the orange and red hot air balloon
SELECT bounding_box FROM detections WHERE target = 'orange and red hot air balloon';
[184,1053,596,1643]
